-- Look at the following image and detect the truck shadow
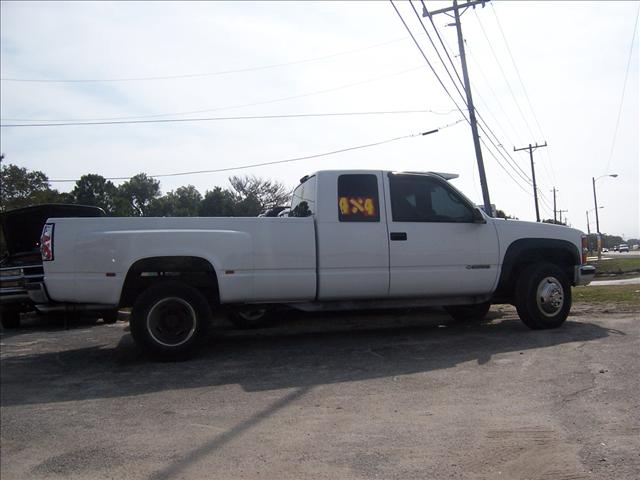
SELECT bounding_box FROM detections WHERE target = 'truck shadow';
[0,313,109,338]
[0,309,619,407]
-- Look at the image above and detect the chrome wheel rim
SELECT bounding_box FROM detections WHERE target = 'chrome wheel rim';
[146,297,197,347]
[536,276,564,317]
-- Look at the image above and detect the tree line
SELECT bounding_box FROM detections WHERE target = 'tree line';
[0,163,290,217]
[1,161,637,250]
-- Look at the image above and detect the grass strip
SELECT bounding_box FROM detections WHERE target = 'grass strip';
[573,284,640,306]
[589,257,640,277]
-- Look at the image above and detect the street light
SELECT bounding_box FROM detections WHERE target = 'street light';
[592,174,618,259]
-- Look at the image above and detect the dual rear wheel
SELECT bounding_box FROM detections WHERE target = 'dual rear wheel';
[130,282,212,360]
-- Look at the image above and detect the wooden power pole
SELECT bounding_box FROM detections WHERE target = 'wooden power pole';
[424,0,492,215]
[514,142,547,222]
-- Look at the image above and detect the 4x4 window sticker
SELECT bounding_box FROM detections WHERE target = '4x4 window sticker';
[337,174,380,222]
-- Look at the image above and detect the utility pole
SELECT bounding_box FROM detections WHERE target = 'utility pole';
[551,187,557,223]
[558,209,568,225]
[586,210,591,235]
[514,142,547,222]
[424,0,492,215]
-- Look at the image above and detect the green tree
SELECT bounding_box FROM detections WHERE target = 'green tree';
[71,174,117,214]
[199,187,237,216]
[542,218,566,225]
[228,175,289,216]
[602,234,624,249]
[116,173,160,216]
[149,185,202,217]
[0,163,70,211]
[495,209,517,220]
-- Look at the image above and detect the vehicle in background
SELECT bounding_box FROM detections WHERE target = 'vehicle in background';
[602,248,609,253]
[618,244,629,253]
[0,204,107,328]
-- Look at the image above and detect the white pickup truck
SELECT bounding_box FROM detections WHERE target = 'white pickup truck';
[32,170,595,359]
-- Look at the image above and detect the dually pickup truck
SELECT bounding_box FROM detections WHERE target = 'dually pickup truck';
[34,170,595,359]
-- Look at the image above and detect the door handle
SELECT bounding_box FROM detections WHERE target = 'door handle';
[390,232,407,241]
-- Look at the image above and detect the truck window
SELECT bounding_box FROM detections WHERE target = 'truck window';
[290,175,316,217]
[338,174,380,222]
[390,175,474,223]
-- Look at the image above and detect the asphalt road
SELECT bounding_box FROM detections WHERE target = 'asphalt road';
[1,306,638,480]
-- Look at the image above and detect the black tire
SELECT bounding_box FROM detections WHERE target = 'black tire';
[130,282,212,360]
[445,302,491,322]
[515,262,571,330]
[102,309,119,324]
[1,310,21,329]
[228,307,272,329]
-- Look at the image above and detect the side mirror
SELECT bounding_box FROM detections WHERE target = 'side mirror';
[472,208,487,224]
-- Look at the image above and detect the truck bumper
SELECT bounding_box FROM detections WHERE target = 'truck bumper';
[574,265,596,286]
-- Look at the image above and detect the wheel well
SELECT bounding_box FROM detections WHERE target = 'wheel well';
[494,247,576,302]
[119,256,219,308]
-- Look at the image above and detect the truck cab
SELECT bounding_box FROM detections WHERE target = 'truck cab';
[289,171,499,302]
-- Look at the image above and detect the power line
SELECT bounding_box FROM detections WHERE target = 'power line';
[490,3,557,187]
[408,0,537,207]
[1,65,428,123]
[465,43,524,146]
[410,2,466,105]
[419,1,465,90]
[605,3,640,173]
[389,1,470,121]
[473,10,536,140]
[0,109,457,128]
[48,119,464,182]
[479,136,532,196]
[490,4,544,140]
[417,2,532,186]
[0,36,412,83]
[472,11,557,195]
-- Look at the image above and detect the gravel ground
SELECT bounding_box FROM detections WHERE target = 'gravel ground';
[1,305,639,480]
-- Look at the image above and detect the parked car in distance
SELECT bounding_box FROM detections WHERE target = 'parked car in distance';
[618,244,629,253]
[602,248,609,253]
[0,204,106,328]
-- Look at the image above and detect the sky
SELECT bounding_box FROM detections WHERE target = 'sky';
[1,1,638,238]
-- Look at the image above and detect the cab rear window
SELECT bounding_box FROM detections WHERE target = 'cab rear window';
[337,174,380,222]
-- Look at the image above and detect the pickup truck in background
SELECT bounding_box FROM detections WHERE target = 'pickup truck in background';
[0,203,108,328]
[35,170,595,359]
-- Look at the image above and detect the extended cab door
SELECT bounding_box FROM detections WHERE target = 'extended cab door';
[314,171,390,300]
[384,173,499,297]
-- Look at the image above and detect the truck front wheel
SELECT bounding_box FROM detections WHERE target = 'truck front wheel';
[515,262,571,330]
[130,282,212,360]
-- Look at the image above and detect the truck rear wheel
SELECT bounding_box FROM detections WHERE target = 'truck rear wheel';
[228,307,272,329]
[515,262,571,330]
[130,282,212,360]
